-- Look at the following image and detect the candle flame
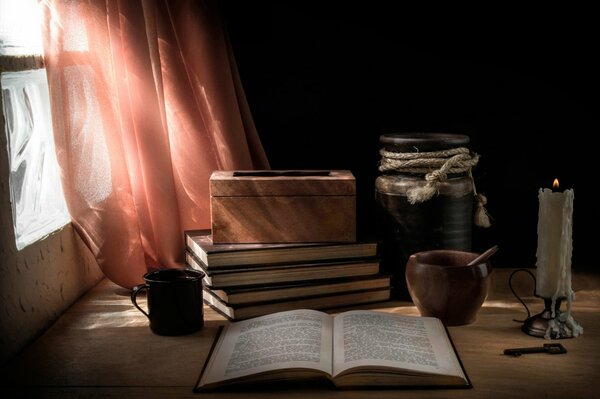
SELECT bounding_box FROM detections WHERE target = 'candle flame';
[553,179,559,189]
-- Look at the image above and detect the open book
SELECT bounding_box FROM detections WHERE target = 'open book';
[195,309,470,391]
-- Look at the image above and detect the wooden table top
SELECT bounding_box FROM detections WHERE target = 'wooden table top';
[2,268,599,398]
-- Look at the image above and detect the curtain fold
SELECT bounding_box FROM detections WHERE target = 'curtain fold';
[42,0,269,289]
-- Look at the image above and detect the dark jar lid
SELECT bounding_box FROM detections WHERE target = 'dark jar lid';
[380,133,470,152]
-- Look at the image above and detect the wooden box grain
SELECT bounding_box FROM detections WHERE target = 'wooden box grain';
[210,170,356,243]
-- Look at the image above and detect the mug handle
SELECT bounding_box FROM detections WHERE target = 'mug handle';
[131,284,150,319]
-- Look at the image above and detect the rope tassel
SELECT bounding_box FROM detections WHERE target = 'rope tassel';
[474,193,491,228]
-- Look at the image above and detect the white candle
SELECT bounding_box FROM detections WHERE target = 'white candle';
[535,186,574,299]
[535,181,583,338]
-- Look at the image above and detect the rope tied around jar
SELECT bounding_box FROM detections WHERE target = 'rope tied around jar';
[379,147,491,227]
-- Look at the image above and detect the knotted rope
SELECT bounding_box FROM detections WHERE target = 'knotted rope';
[379,147,491,227]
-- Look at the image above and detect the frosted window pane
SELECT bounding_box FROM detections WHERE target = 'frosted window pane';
[2,69,70,250]
[0,0,44,56]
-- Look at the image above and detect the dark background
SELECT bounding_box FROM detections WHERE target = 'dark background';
[220,1,598,270]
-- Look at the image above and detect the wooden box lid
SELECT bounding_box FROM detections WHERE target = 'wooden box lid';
[210,170,355,197]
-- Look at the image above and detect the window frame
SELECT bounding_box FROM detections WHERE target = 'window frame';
[1,0,70,251]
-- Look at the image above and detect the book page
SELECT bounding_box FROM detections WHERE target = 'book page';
[200,309,333,386]
[332,310,464,379]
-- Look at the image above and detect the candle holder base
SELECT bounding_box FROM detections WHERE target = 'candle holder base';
[522,309,560,339]
[522,298,580,339]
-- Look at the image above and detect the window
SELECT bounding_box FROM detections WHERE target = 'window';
[0,0,44,56]
[1,0,70,250]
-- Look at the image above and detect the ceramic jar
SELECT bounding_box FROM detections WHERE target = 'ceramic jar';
[376,133,474,299]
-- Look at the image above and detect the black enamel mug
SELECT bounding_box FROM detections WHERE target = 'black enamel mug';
[131,268,205,335]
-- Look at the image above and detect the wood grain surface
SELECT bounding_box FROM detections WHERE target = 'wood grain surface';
[210,170,356,243]
[211,196,356,243]
[2,268,599,398]
[210,170,356,197]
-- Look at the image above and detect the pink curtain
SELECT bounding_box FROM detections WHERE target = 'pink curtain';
[42,0,269,289]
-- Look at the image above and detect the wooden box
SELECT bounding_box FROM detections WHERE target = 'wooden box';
[210,170,356,243]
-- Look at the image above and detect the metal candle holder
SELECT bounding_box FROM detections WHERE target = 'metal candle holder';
[521,297,566,339]
[509,269,579,339]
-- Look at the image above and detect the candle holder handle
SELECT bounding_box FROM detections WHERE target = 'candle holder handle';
[508,268,537,323]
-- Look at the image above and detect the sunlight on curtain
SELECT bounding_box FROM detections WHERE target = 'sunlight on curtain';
[62,1,89,52]
[1,70,70,249]
[41,0,270,288]
[64,65,112,203]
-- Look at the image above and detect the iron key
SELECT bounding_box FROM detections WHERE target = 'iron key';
[504,343,567,356]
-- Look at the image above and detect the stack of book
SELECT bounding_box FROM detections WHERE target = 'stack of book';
[185,230,390,320]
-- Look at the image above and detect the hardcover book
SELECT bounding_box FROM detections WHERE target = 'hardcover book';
[185,229,377,268]
[185,251,380,288]
[195,309,470,391]
[209,275,391,305]
[203,288,391,321]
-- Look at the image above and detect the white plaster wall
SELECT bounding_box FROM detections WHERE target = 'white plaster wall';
[0,57,103,365]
